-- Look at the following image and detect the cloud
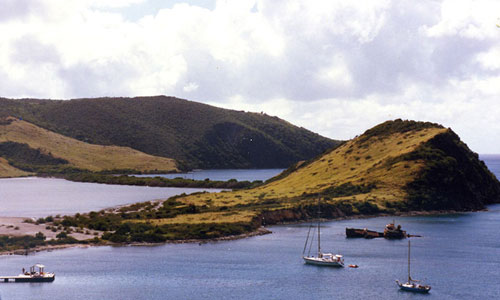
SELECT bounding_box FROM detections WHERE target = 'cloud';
[0,0,45,22]
[0,0,499,153]
[183,82,199,92]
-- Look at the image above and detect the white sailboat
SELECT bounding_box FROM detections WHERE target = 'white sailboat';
[302,197,344,267]
[396,240,431,293]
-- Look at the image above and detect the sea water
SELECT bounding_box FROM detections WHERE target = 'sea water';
[0,160,499,299]
[135,168,284,182]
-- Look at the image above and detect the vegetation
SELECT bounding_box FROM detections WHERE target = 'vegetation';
[357,119,443,144]
[321,182,376,199]
[36,197,260,243]
[0,116,178,176]
[0,141,73,173]
[0,97,339,169]
[65,173,263,189]
[4,119,500,245]
[101,221,258,242]
[404,131,500,210]
[118,119,498,234]
[0,233,94,253]
[0,157,32,178]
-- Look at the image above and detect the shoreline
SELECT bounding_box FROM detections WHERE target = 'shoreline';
[0,208,491,257]
[261,207,488,228]
[0,227,272,256]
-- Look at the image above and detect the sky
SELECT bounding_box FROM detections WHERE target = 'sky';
[0,0,499,153]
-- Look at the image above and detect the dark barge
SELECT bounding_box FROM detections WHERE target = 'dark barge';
[346,222,407,239]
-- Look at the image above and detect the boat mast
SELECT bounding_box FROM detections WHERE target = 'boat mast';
[408,240,411,282]
[317,196,321,256]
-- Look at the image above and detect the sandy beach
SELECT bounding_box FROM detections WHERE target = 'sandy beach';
[0,216,100,241]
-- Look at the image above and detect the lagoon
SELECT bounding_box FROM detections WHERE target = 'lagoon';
[0,177,221,218]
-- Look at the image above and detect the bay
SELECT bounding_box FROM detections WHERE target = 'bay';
[0,159,499,299]
[1,206,499,299]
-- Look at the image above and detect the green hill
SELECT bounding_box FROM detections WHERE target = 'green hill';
[0,117,177,176]
[168,119,500,222]
[54,120,500,242]
[0,96,339,169]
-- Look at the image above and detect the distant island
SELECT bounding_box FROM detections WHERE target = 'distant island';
[2,119,499,253]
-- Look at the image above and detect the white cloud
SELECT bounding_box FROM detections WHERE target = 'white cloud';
[86,0,147,8]
[476,46,500,71]
[422,0,500,39]
[0,0,499,153]
[183,82,199,92]
[316,57,353,89]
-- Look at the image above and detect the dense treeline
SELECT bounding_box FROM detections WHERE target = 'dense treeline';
[0,233,96,252]
[64,173,263,189]
[0,141,74,173]
[404,131,500,210]
[0,141,68,165]
[0,96,339,169]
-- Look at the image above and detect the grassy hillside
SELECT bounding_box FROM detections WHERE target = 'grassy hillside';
[0,96,339,169]
[0,157,32,177]
[54,119,500,242]
[0,117,177,176]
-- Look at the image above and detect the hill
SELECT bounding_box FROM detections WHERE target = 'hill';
[52,119,500,242]
[0,157,31,178]
[0,117,177,176]
[0,96,339,169]
[165,119,500,222]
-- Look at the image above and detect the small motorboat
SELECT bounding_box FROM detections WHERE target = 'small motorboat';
[13,264,55,282]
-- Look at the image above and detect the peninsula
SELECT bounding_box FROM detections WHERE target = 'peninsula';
[1,119,498,253]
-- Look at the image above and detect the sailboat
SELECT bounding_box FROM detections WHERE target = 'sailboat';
[302,197,344,267]
[396,240,431,293]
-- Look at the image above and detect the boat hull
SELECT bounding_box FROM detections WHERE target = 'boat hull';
[303,257,344,267]
[345,228,383,239]
[15,275,55,283]
[384,230,407,239]
[396,281,430,293]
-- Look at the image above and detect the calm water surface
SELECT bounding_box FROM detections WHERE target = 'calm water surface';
[1,208,499,299]
[136,168,284,181]
[481,154,500,180]
[0,177,221,218]
[0,161,499,299]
